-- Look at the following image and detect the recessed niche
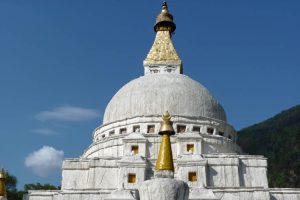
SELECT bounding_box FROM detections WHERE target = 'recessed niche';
[128,173,136,183]
[133,125,140,132]
[192,126,201,133]
[187,144,194,153]
[207,127,214,135]
[147,125,155,133]
[188,172,197,182]
[120,128,127,134]
[219,131,224,136]
[131,145,139,155]
[177,125,186,133]
[109,130,115,136]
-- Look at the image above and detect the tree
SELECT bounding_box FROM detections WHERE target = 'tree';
[238,105,300,188]
[4,171,20,200]
[4,171,17,192]
[3,170,60,200]
[24,183,60,191]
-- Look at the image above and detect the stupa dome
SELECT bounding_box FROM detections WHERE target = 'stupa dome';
[103,73,227,124]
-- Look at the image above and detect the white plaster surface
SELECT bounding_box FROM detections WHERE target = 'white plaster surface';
[60,144,279,194]
[103,74,227,124]
[123,133,147,157]
[177,132,203,155]
[83,131,240,159]
[239,156,268,188]
[206,156,240,188]
[213,188,270,200]
[62,158,119,190]
[189,188,218,200]
[118,155,147,190]
[25,188,300,200]
[270,188,300,200]
[23,190,60,200]
[139,178,189,200]
[177,154,207,188]
[104,189,136,200]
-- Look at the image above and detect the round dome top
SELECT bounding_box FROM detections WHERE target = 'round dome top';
[103,74,227,124]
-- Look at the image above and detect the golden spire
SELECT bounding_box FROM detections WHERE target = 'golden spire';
[144,1,182,74]
[155,111,175,171]
[0,169,6,197]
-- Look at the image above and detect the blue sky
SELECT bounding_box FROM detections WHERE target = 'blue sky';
[0,0,299,189]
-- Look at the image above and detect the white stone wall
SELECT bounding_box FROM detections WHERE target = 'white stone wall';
[117,156,147,190]
[270,188,300,200]
[118,167,145,190]
[91,115,237,146]
[83,133,240,159]
[104,190,137,200]
[61,154,270,192]
[123,133,147,157]
[84,137,124,158]
[28,124,296,200]
[206,155,240,187]
[144,135,162,159]
[27,188,300,200]
[24,191,60,200]
[177,156,207,188]
[59,190,110,200]
[213,188,270,200]
[90,167,119,190]
[61,159,89,190]
[62,159,119,190]
[177,133,203,155]
[239,156,268,188]
[61,134,270,192]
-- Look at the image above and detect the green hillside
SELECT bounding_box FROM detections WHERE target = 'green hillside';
[238,105,300,188]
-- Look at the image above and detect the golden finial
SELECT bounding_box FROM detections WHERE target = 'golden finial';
[162,1,168,14]
[159,111,175,135]
[155,111,175,171]
[154,1,176,33]
[0,169,6,197]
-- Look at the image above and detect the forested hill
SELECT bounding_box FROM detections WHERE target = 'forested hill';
[238,105,300,188]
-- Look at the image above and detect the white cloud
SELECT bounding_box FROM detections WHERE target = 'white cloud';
[35,105,99,122]
[25,146,64,177]
[32,129,60,135]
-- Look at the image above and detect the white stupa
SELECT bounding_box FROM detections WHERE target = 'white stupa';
[25,2,300,200]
